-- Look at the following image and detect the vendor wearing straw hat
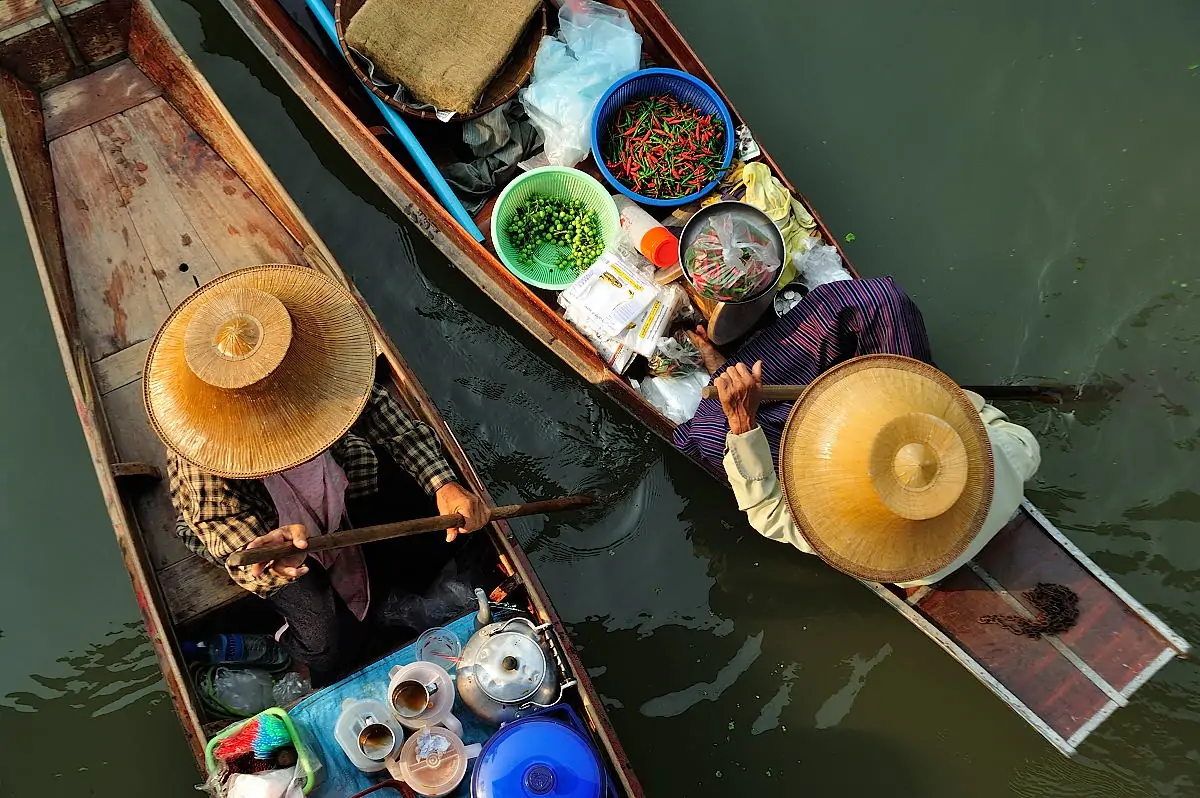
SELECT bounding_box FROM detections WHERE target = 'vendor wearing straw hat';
[711,354,1041,585]
[145,265,488,683]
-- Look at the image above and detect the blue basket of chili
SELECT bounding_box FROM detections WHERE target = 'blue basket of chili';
[591,68,735,208]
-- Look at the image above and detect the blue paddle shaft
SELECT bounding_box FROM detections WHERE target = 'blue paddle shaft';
[303,0,485,241]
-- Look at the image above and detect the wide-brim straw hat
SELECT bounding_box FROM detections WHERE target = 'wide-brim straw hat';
[779,355,995,583]
[144,265,376,479]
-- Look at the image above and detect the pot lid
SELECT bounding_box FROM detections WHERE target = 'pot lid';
[472,631,548,704]
[472,717,603,798]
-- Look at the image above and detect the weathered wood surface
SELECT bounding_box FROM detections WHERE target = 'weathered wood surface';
[61,0,130,65]
[42,58,160,140]
[122,98,303,268]
[93,337,148,393]
[0,68,78,337]
[159,552,248,626]
[93,108,224,304]
[102,379,192,570]
[50,124,169,359]
[111,460,161,479]
[0,0,42,30]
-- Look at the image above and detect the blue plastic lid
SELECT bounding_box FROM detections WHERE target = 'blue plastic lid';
[473,716,603,798]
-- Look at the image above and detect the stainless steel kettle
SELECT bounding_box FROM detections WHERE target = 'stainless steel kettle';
[455,614,575,725]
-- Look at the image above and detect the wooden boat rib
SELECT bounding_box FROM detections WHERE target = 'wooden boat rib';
[207,0,1190,756]
[0,1,642,791]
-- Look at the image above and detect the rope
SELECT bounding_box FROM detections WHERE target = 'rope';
[979,582,1080,639]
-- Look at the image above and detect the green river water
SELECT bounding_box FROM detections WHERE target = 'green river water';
[1,0,1198,795]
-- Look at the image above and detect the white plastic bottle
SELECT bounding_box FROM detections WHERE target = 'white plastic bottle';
[613,195,679,270]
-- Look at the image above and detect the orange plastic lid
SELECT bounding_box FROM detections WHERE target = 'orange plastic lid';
[641,226,680,269]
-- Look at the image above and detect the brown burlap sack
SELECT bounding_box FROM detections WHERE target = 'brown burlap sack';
[345,0,542,114]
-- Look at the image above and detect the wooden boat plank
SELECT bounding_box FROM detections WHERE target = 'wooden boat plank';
[918,566,1112,739]
[49,124,170,359]
[41,59,161,140]
[102,378,196,571]
[973,512,1169,692]
[93,108,225,305]
[158,553,248,626]
[0,0,42,31]
[121,98,304,269]
[60,0,128,65]
[94,337,148,394]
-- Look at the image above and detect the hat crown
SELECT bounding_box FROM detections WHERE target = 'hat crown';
[183,287,293,389]
[893,442,938,488]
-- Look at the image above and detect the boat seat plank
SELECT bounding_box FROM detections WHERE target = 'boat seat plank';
[159,554,249,626]
[917,566,1111,740]
[50,125,171,360]
[972,510,1169,693]
[0,0,43,32]
[102,379,194,571]
[92,109,225,306]
[94,339,150,394]
[121,98,305,270]
[41,60,162,141]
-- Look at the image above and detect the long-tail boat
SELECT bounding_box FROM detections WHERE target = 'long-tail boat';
[0,0,643,790]
[204,0,1191,755]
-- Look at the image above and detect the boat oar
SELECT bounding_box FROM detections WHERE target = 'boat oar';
[226,495,594,567]
[700,383,1097,405]
[301,0,485,242]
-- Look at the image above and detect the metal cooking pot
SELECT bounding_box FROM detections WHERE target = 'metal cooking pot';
[455,616,575,725]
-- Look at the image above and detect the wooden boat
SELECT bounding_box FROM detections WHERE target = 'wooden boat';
[0,0,642,791]
[208,0,1191,756]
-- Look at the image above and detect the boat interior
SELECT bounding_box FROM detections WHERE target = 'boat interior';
[0,0,553,726]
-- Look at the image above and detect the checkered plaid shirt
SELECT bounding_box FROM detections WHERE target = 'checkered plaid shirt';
[169,386,458,596]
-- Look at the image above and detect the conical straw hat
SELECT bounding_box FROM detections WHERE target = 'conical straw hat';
[779,355,995,583]
[144,265,376,479]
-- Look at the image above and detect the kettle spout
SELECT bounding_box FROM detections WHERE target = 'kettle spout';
[474,588,491,629]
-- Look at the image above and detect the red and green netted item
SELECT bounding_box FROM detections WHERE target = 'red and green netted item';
[601,95,726,200]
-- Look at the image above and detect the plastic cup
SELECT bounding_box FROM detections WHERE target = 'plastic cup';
[416,628,462,673]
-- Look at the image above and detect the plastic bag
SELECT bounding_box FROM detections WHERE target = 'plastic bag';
[648,330,703,377]
[684,213,781,301]
[271,672,312,706]
[636,371,710,424]
[212,668,274,717]
[792,239,852,290]
[227,767,304,798]
[378,562,475,632]
[519,1,642,166]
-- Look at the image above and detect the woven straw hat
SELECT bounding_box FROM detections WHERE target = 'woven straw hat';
[144,265,376,479]
[779,355,995,583]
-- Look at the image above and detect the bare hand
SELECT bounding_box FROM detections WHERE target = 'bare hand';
[435,482,489,542]
[714,361,763,436]
[243,524,309,580]
[686,325,728,375]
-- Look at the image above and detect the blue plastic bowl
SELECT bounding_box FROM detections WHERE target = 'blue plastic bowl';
[591,68,735,208]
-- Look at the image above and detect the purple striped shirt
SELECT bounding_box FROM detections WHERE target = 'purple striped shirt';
[673,277,934,472]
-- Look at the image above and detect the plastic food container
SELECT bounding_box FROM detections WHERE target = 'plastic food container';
[389,725,481,797]
[471,706,607,798]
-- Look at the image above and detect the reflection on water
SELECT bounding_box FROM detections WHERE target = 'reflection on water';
[813,644,892,730]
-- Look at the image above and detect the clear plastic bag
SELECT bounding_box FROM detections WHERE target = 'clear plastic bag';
[648,330,703,377]
[635,371,710,424]
[271,672,312,706]
[792,239,852,289]
[227,767,304,798]
[212,668,274,717]
[519,1,642,166]
[684,214,781,301]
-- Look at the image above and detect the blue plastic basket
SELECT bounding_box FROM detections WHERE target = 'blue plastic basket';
[591,68,735,208]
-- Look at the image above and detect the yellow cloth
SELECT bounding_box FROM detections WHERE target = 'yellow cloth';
[722,391,1042,585]
[741,163,816,284]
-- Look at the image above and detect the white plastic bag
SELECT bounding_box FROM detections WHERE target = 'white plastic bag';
[227,767,304,798]
[792,239,852,290]
[212,668,274,716]
[636,371,709,424]
[519,1,642,166]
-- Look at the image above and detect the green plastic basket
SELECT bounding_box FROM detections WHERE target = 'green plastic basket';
[205,708,321,794]
[491,166,621,290]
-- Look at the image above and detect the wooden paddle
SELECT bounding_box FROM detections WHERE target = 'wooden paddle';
[700,383,1100,405]
[226,495,595,567]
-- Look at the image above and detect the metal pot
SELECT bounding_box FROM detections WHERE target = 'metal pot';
[455,616,575,725]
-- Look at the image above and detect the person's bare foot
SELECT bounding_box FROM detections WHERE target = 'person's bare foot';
[687,325,727,375]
